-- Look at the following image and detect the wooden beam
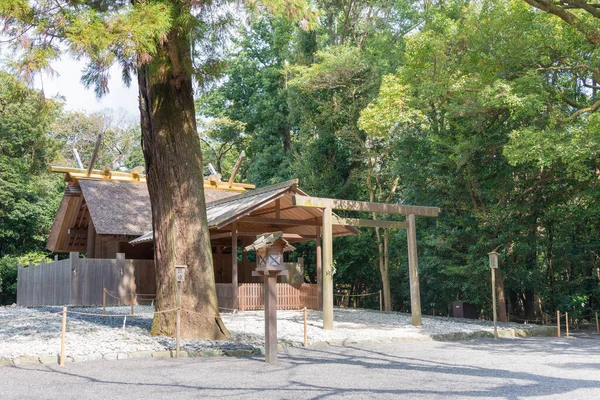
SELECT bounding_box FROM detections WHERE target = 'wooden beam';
[68,228,87,236]
[332,216,408,229]
[50,166,256,190]
[228,151,245,188]
[251,205,297,217]
[407,214,422,326]
[86,219,96,258]
[86,134,102,176]
[210,232,232,240]
[293,195,440,217]
[238,216,321,226]
[322,207,333,330]
[213,231,315,240]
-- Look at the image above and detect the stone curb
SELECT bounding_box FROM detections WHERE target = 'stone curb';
[0,326,558,367]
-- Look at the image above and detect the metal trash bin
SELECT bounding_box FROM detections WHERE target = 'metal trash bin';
[452,301,478,319]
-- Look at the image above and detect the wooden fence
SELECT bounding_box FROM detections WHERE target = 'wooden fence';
[18,254,317,311]
[17,252,155,307]
[238,283,318,311]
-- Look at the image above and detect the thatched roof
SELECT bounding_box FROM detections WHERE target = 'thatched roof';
[79,180,152,236]
[47,178,240,252]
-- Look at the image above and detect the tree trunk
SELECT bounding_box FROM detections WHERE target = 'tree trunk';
[496,267,507,323]
[136,4,229,340]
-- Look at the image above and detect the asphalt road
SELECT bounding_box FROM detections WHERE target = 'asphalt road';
[1,337,599,399]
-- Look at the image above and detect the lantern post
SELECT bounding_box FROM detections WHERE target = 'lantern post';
[245,232,295,364]
[488,252,499,340]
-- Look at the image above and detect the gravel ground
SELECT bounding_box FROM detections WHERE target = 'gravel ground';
[0,305,547,361]
[1,338,599,399]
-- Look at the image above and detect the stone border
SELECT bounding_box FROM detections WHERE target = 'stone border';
[0,326,557,367]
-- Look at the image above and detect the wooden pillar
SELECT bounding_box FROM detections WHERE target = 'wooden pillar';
[87,218,96,258]
[232,223,239,310]
[264,273,278,363]
[406,214,422,326]
[316,226,322,311]
[322,207,333,330]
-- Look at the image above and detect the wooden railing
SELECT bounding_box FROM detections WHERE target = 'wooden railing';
[238,283,318,311]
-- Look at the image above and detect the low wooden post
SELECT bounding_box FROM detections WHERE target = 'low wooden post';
[130,293,135,321]
[303,307,308,347]
[175,265,187,359]
[379,290,382,312]
[596,312,599,334]
[565,312,569,337]
[60,306,67,366]
[103,288,107,317]
[557,310,561,337]
[176,305,181,358]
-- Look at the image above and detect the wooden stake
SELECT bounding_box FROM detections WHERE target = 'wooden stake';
[176,303,181,358]
[60,306,67,366]
[379,290,382,312]
[103,288,106,317]
[491,267,498,340]
[303,307,308,347]
[557,310,561,337]
[565,311,569,337]
[130,293,135,321]
[596,312,599,334]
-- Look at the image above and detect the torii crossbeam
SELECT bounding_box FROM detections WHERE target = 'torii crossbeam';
[293,195,440,329]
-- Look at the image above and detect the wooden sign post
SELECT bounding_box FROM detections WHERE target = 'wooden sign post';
[489,251,499,340]
[246,232,295,364]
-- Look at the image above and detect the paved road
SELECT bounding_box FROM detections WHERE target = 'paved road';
[1,337,599,399]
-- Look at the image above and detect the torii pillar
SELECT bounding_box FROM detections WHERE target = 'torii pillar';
[293,195,440,329]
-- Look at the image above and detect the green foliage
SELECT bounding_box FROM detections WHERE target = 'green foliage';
[0,252,53,305]
[50,109,145,171]
[0,71,63,256]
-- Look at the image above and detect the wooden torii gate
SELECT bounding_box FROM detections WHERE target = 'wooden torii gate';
[292,195,440,329]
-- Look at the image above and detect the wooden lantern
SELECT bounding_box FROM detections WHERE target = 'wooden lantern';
[245,231,295,364]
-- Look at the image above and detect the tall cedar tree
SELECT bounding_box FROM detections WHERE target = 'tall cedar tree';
[0,0,316,339]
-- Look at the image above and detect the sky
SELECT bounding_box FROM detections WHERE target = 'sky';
[34,57,141,120]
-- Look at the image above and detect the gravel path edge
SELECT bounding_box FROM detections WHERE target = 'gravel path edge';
[0,325,557,367]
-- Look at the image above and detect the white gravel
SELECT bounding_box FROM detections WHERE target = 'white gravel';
[0,305,541,360]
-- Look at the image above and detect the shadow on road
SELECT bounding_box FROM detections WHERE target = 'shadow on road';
[5,337,599,399]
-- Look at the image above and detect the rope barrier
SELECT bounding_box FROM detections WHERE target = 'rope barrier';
[104,289,156,299]
[67,310,132,317]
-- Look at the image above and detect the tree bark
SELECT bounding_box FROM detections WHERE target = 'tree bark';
[136,3,229,340]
